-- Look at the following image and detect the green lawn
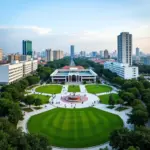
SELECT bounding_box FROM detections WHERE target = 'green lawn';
[35,85,62,94]
[99,94,120,104]
[68,85,80,92]
[85,84,112,94]
[32,94,50,104]
[28,107,123,148]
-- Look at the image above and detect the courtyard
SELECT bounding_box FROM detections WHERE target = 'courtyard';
[18,83,132,150]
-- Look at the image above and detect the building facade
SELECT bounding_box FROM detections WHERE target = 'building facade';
[53,50,64,60]
[0,48,3,61]
[45,49,53,62]
[22,40,32,56]
[104,62,139,79]
[136,47,140,57]
[118,32,132,66]
[70,45,74,59]
[0,60,38,84]
[51,66,97,83]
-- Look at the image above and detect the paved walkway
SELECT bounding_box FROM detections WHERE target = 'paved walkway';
[19,84,133,150]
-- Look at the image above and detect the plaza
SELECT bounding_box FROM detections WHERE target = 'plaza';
[18,83,133,150]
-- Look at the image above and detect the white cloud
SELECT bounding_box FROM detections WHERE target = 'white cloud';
[0,26,52,35]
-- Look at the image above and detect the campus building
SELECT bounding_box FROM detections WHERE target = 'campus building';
[104,62,139,79]
[51,66,97,83]
[104,32,139,79]
[0,60,38,84]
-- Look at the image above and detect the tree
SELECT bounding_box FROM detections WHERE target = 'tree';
[127,146,140,150]
[35,98,42,106]
[24,95,35,107]
[128,104,148,126]
[142,80,150,89]
[121,92,135,105]
[110,126,150,150]
[8,103,23,125]
[0,118,51,150]
[132,99,142,106]
[127,88,140,98]
[109,94,115,105]
[110,128,131,150]
[117,99,124,107]
[26,76,39,86]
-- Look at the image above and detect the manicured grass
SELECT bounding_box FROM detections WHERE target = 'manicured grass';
[85,84,112,94]
[35,85,62,94]
[115,106,128,111]
[68,85,80,92]
[23,108,33,112]
[32,94,50,104]
[99,94,120,104]
[28,107,123,148]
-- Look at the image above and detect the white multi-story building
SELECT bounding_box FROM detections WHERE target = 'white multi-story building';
[118,32,132,66]
[32,60,38,72]
[104,32,139,79]
[104,62,139,79]
[0,60,38,84]
[22,61,32,76]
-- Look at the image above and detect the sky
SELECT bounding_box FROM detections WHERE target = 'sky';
[0,0,150,54]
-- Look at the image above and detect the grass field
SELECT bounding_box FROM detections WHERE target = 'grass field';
[28,107,123,148]
[32,94,50,104]
[68,85,80,92]
[35,85,62,94]
[99,94,120,104]
[85,84,112,94]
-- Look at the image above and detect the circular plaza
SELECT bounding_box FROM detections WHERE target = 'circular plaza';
[18,83,132,149]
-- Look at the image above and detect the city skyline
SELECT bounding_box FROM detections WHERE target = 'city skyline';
[0,0,150,53]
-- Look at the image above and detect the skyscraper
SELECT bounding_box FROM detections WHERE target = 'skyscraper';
[104,49,109,59]
[118,32,132,66]
[45,49,53,62]
[70,45,74,59]
[0,48,3,61]
[136,47,140,57]
[53,50,64,60]
[22,40,32,56]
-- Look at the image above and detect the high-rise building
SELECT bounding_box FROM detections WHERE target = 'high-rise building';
[80,51,86,57]
[118,32,132,66]
[45,49,53,62]
[100,50,104,58]
[136,47,140,57]
[22,40,32,56]
[70,45,74,59]
[104,49,109,59]
[53,50,64,60]
[91,51,97,57]
[0,48,3,61]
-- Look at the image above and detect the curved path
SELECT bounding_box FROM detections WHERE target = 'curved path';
[18,84,133,150]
